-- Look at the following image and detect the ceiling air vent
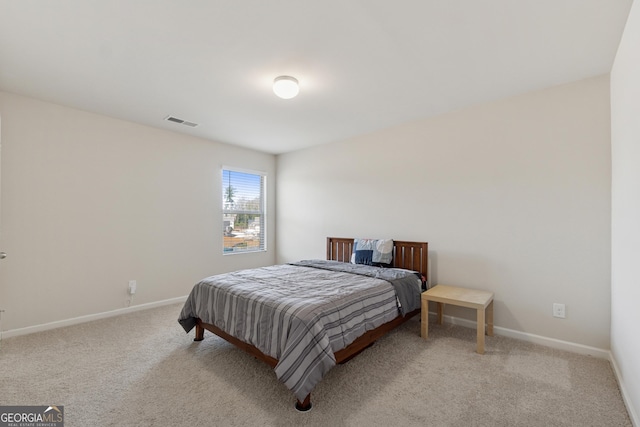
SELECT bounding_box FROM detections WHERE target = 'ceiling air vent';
[164,116,199,128]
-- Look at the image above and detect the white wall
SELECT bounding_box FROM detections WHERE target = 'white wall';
[611,0,640,423]
[277,75,611,349]
[0,91,276,332]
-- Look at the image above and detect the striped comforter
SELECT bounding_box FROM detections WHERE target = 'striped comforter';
[178,260,421,401]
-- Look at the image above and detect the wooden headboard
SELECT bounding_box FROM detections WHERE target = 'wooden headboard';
[326,237,429,280]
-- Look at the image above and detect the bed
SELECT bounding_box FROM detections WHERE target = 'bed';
[178,237,429,410]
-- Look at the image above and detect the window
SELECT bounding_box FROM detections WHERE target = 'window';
[222,168,266,254]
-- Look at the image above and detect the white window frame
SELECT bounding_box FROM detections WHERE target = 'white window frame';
[222,166,267,254]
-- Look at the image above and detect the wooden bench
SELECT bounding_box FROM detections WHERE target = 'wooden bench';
[421,285,494,354]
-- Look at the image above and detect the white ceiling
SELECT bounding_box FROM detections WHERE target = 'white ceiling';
[0,1,633,154]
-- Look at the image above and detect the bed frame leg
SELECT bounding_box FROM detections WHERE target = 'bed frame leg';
[194,323,204,342]
[295,394,312,412]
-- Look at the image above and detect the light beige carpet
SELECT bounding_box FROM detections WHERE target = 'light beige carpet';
[0,303,632,427]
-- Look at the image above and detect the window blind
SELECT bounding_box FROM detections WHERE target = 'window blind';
[222,168,266,253]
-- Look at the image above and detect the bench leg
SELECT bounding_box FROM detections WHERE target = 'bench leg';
[421,300,429,339]
[476,308,485,354]
[486,300,494,336]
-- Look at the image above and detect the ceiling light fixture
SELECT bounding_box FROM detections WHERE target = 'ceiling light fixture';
[273,76,299,99]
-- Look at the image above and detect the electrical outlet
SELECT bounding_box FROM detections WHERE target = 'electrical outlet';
[128,280,137,295]
[553,303,566,318]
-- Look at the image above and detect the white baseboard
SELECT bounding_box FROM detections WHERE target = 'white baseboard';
[609,352,639,427]
[1,296,188,340]
[433,312,610,359]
